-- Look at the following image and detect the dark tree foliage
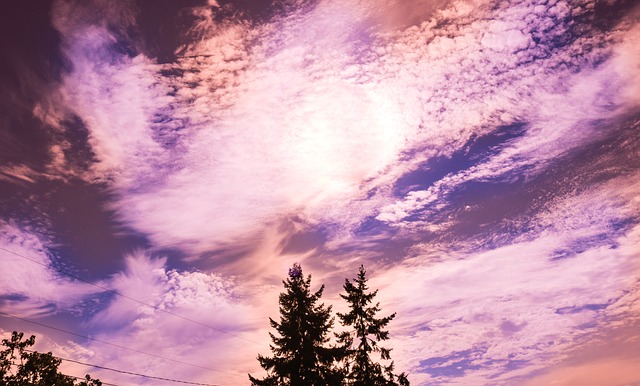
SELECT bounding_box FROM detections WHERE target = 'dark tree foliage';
[249,263,345,386]
[0,331,101,386]
[337,266,409,386]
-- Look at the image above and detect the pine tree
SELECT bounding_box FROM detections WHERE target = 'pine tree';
[249,263,345,386]
[337,265,409,386]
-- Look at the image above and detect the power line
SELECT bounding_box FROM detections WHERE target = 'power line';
[0,246,265,347]
[0,310,236,376]
[25,350,221,386]
[3,350,120,386]
[62,356,221,386]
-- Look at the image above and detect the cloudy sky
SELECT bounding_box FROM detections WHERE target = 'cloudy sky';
[1,0,639,384]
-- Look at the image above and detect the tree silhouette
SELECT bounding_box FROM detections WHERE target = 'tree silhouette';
[1,331,101,386]
[337,265,409,385]
[249,263,345,385]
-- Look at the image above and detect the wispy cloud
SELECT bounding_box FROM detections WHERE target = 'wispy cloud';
[81,251,266,384]
[0,223,97,316]
[46,0,639,255]
[373,0,640,229]
[370,169,640,384]
[0,165,39,184]
[519,319,640,386]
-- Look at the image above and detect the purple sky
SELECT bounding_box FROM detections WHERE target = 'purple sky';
[1,0,640,385]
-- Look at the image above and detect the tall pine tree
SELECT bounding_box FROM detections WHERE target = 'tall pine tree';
[249,263,344,385]
[337,265,409,386]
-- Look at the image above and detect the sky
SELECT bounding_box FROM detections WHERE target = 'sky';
[1,0,639,385]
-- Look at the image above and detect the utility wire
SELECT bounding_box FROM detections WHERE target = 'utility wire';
[0,246,265,347]
[2,352,121,386]
[0,310,236,376]
[24,350,221,386]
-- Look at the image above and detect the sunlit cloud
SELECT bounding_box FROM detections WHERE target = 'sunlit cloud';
[83,250,266,384]
[48,0,640,255]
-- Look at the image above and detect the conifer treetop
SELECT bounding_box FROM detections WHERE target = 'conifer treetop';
[249,263,344,385]
[337,265,409,386]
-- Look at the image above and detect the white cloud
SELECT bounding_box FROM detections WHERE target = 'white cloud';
[374,233,637,384]
[369,169,640,384]
[83,251,267,385]
[60,34,172,184]
[0,223,97,316]
[46,0,640,255]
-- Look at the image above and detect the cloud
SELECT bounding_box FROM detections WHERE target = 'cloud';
[374,234,638,384]
[608,19,640,108]
[0,234,273,384]
[43,0,640,258]
[366,169,640,384]
[0,223,98,316]
[60,35,171,183]
[49,0,414,251]
[519,320,640,386]
[372,0,640,229]
[523,357,640,386]
[0,165,38,184]
[81,251,267,385]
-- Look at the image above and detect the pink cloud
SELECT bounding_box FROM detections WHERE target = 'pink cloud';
[368,172,640,384]
[82,251,270,384]
[0,223,98,316]
[43,0,640,256]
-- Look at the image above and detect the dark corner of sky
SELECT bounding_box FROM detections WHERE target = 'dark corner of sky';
[132,0,206,63]
[133,0,321,63]
[0,1,67,165]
